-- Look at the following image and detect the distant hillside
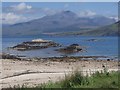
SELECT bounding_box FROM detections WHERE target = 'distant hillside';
[3,11,116,37]
[55,21,119,36]
[79,21,119,36]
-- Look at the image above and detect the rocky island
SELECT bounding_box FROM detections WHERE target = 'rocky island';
[9,39,61,51]
[56,44,83,54]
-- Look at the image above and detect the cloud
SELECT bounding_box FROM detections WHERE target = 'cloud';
[2,13,27,24]
[34,8,62,16]
[4,3,58,15]
[11,2,32,11]
[3,2,61,18]
[40,8,57,15]
[1,3,34,24]
[78,10,96,17]
[2,5,60,24]
[108,16,118,22]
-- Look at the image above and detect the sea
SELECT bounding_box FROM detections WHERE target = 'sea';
[1,36,118,59]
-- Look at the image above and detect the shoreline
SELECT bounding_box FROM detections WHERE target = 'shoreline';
[0,56,119,88]
[1,53,118,61]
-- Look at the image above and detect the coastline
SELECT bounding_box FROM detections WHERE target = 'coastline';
[0,56,119,88]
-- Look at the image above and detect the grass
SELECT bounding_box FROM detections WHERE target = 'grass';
[2,70,119,90]
[38,71,119,89]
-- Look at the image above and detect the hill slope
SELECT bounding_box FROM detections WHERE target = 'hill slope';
[55,21,119,36]
[3,11,115,37]
[80,21,119,36]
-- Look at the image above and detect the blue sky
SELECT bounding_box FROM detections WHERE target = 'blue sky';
[2,2,118,24]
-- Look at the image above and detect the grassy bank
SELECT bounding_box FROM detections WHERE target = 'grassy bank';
[38,71,119,88]
[4,70,119,90]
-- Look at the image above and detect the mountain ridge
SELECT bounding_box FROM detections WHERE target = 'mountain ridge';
[3,10,116,37]
[55,21,119,36]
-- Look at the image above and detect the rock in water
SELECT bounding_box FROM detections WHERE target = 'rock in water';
[10,39,61,51]
[56,44,83,54]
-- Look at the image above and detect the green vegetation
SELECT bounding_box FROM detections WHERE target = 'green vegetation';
[55,21,119,36]
[5,71,119,90]
[79,21,119,36]
[38,71,119,88]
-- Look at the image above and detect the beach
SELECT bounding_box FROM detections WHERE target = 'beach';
[1,2,119,89]
[1,37,119,88]
[0,57,118,88]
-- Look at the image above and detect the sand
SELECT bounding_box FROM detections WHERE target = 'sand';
[0,58,118,88]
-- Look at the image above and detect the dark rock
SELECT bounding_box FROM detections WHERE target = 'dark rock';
[56,44,83,54]
[1,53,21,60]
[107,59,110,61]
[86,39,98,42]
[10,40,61,51]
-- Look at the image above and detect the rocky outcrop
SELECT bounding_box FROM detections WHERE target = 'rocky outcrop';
[86,39,98,42]
[10,39,61,51]
[56,44,83,54]
[0,53,21,59]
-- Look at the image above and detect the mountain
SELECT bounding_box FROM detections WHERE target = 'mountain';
[79,21,119,36]
[56,21,119,36]
[3,10,116,37]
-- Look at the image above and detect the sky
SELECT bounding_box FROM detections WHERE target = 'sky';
[1,0,120,2]
[1,2,118,24]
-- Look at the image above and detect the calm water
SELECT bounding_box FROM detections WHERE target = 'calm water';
[1,36,118,58]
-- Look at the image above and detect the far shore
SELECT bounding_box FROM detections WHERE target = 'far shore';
[0,55,119,88]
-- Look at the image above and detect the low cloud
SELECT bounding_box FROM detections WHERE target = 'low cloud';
[40,8,58,15]
[11,2,32,11]
[78,10,96,17]
[2,6,60,24]
[9,2,58,16]
[2,13,27,24]
[108,16,118,22]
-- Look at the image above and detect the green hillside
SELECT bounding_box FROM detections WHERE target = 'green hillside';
[55,21,119,36]
[81,21,119,36]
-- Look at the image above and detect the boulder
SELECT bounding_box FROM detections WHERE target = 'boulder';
[56,44,83,54]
